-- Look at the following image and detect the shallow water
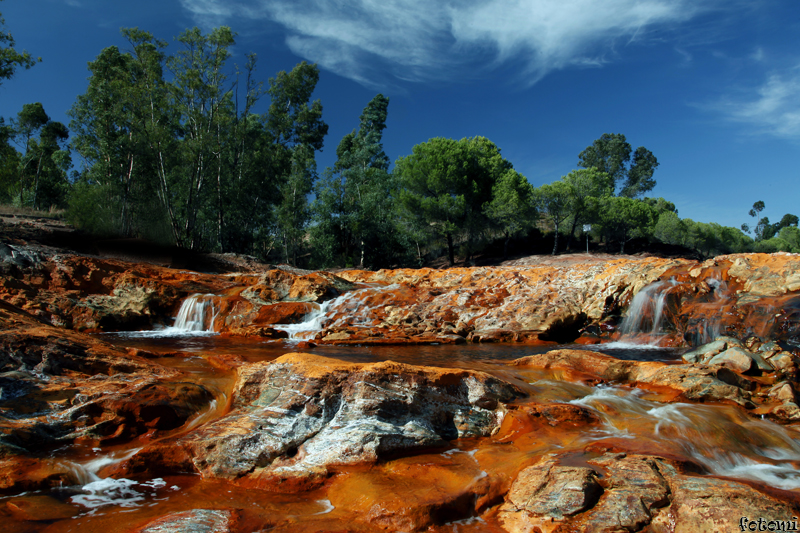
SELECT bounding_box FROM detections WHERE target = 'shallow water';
[2,331,796,532]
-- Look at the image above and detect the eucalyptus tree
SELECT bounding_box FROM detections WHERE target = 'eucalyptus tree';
[312,94,392,268]
[0,118,19,202]
[10,103,70,209]
[268,62,328,265]
[69,38,165,235]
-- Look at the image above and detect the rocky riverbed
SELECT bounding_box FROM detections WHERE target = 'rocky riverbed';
[1,219,800,532]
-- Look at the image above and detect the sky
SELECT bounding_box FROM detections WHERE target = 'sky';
[1,0,799,230]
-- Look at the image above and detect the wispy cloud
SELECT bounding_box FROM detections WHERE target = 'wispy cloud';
[178,0,716,88]
[709,65,800,140]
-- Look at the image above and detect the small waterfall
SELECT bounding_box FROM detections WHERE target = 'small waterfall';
[275,284,399,339]
[114,294,220,338]
[619,279,677,338]
[173,294,219,332]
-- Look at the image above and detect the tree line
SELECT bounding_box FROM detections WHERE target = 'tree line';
[1,21,797,267]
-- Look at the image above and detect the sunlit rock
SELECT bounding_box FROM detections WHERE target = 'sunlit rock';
[130,353,524,489]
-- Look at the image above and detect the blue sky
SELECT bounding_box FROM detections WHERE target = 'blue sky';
[1,0,798,230]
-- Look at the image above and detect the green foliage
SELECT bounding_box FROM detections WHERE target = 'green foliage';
[653,211,686,246]
[742,200,798,243]
[68,27,328,259]
[0,1,40,85]
[559,167,613,250]
[395,136,512,266]
[484,169,536,259]
[578,133,659,198]
[312,94,396,268]
[592,196,659,253]
[533,180,573,255]
[5,103,71,210]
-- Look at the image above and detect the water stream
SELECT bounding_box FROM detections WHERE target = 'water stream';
[5,288,800,532]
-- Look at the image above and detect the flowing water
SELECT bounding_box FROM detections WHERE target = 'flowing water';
[4,291,800,532]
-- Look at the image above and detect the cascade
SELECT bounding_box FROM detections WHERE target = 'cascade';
[173,293,220,332]
[613,276,734,347]
[275,284,399,339]
[619,279,678,338]
[114,293,221,338]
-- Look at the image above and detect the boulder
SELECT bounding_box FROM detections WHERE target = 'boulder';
[499,452,798,533]
[498,455,602,533]
[707,346,757,373]
[126,353,524,489]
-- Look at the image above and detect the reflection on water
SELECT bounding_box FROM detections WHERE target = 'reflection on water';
[100,332,683,367]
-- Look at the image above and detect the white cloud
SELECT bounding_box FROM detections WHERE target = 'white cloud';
[178,0,714,88]
[711,65,800,140]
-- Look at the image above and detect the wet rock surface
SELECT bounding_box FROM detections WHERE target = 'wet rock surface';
[127,353,524,489]
[498,452,799,533]
[2,226,800,532]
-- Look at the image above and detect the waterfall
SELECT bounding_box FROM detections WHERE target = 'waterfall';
[619,279,678,338]
[115,293,220,338]
[173,293,219,332]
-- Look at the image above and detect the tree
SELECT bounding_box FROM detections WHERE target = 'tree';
[578,133,659,198]
[267,61,328,265]
[653,210,687,246]
[0,1,39,86]
[10,103,70,209]
[484,169,536,260]
[560,167,613,249]
[741,201,797,242]
[0,118,20,202]
[312,94,391,268]
[593,196,659,253]
[534,180,572,255]
[276,144,316,265]
[395,136,512,266]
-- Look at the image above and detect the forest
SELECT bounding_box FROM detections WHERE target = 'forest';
[2,23,798,269]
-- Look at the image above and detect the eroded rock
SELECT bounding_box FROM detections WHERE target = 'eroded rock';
[123,353,524,489]
[498,453,798,533]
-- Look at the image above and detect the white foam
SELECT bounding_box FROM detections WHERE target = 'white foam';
[70,478,145,511]
[313,499,335,515]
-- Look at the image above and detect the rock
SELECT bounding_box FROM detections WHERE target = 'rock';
[707,346,757,373]
[768,382,797,403]
[582,454,671,532]
[327,455,493,532]
[134,354,524,488]
[520,403,601,427]
[513,350,751,406]
[133,509,236,533]
[498,455,602,533]
[499,452,798,533]
[681,339,727,364]
[769,352,796,372]
[649,473,798,533]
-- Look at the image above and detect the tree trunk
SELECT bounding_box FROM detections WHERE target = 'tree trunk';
[447,233,455,266]
[503,231,510,261]
[552,221,560,255]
